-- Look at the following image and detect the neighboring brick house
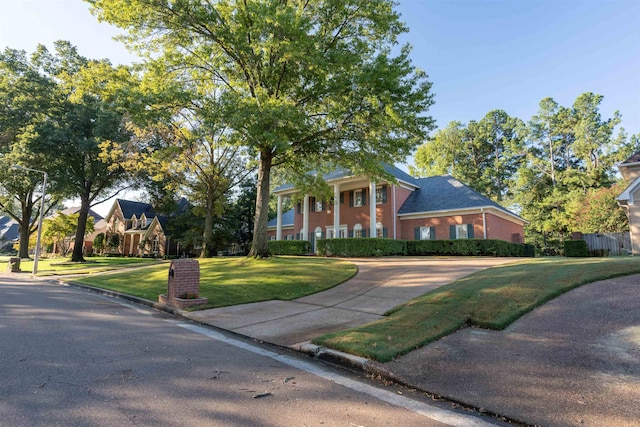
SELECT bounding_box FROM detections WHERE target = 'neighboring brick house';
[104,199,170,257]
[48,206,106,255]
[617,151,640,254]
[267,164,527,249]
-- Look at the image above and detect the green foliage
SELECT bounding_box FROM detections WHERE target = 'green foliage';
[411,110,525,202]
[40,212,95,256]
[564,240,589,257]
[566,183,629,233]
[407,239,530,257]
[87,0,436,258]
[315,238,530,257]
[268,240,311,256]
[317,238,407,257]
[93,233,106,253]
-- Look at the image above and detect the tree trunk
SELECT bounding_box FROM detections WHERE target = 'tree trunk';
[18,200,35,259]
[71,195,91,262]
[248,149,273,258]
[201,188,214,258]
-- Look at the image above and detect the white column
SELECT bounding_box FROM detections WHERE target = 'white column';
[276,194,283,241]
[392,184,397,239]
[482,209,487,239]
[369,181,377,237]
[333,184,340,238]
[302,194,309,241]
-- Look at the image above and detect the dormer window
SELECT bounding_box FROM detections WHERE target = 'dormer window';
[132,215,138,229]
[141,215,147,228]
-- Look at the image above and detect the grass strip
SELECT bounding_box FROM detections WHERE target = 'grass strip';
[70,256,357,309]
[6,257,161,275]
[312,256,640,362]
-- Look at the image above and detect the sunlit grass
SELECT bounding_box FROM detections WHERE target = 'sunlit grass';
[313,256,640,362]
[71,256,357,309]
[4,256,161,275]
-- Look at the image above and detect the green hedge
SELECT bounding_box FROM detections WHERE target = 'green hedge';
[316,238,532,257]
[317,238,407,257]
[564,240,589,257]
[407,239,530,257]
[268,240,312,255]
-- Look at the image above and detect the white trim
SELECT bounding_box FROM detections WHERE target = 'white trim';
[276,195,283,240]
[392,184,397,239]
[398,205,528,226]
[618,176,640,205]
[272,175,420,196]
[369,181,377,237]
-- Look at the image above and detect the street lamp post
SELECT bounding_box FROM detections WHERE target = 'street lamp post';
[12,165,48,275]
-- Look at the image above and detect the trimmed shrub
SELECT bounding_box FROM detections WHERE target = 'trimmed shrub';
[268,240,311,256]
[564,240,589,257]
[407,239,530,257]
[317,238,407,257]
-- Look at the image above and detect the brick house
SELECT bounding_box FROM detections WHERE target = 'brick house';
[104,199,171,257]
[268,164,527,249]
[617,151,640,254]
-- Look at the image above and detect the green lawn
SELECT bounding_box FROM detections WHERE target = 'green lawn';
[4,256,162,275]
[70,256,357,309]
[313,256,640,362]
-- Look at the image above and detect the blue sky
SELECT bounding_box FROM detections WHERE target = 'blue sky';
[1,0,638,136]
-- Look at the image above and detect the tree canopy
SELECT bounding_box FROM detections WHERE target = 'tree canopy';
[87,0,435,257]
[412,92,638,253]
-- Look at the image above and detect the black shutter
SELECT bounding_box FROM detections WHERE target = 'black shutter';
[296,203,301,214]
[340,192,344,204]
[349,191,354,207]
[467,224,474,239]
[383,227,388,238]
[362,189,367,206]
[348,229,353,238]
[415,227,420,240]
[362,229,367,238]
[381,185,388,203]
[430,226,436,240]
[450,225,456,240]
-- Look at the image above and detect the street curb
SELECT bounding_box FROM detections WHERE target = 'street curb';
[52,278,527,426]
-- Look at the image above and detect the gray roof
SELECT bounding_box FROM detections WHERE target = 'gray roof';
[398,175,522,219]
[0,216,19,241]
[621,150,640,165]
[267,208,295,227]
[274,163,417,192]
[117,199,156,219]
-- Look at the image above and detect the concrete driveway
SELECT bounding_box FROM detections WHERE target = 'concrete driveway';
[383,273,640,427]
[185,257,517,347]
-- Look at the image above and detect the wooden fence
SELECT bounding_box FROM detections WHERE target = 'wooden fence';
[581,232,631,256]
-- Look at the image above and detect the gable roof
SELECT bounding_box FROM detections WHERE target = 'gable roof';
[52,206,104,221]
[117,199,155,219]
[398,175,526,222]
[620,150,640,166]
[273,163,418,193]
[267,208,295,228]
[0,217,19,241]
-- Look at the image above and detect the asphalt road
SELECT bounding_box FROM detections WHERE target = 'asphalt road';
[0,277,496,427]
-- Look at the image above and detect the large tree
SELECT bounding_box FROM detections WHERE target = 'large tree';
[28,41,137,262]
[87,0,435,257]
[410,110,524,202]
[0,47,65,258]
[514,93,633,252]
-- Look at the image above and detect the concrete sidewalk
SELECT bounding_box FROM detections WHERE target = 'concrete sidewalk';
[184,257,515,346]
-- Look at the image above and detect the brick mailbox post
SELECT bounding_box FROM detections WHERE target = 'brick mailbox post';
[159,259,208,309]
